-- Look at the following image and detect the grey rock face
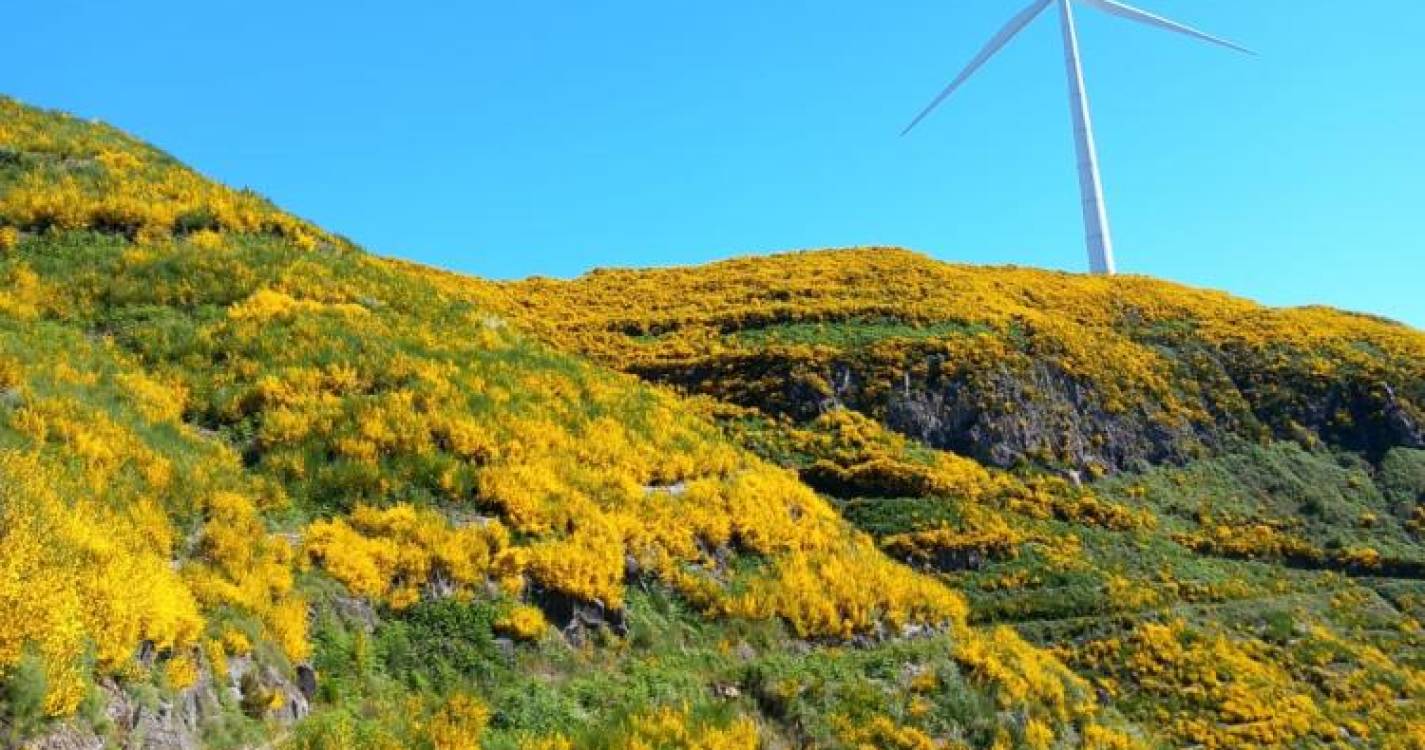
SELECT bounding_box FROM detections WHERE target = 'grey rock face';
[645,341,1425,476]
[529,585,628,644]
[880,360,1221,473]
[25,653,312,750]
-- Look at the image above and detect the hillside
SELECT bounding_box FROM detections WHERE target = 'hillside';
[505,249,1425,473]
[2,94,1425,749]
[501,250,1425,747]
[0,98,1136,749]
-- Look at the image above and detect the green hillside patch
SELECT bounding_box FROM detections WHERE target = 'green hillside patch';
[728,318,991,350]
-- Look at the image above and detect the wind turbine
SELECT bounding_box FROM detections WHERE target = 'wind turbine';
[901,0,1251,275]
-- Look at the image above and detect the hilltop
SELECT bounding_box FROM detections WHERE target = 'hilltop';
[2,95,1425,749]
[505,248,1424,473]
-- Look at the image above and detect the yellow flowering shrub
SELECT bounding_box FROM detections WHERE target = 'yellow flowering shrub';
[496,604,549,641]
[114,370,187,423]
[0,314,326,718]
[882,509,1026,570]
[0,263,50,320]
[203,638,229,681]
[766,408,1001,501]
[724,541,967,639]
[221,628,253,656]
[1172,516,1323,563]
[1068,619,1333,748]
[0,98,326,246]
[525,519,629,608]
[0,453,202,714]
[185,490,309,661]
[616,705,759,750]
[1004,477,1155,531]
[1081,724,1146,750]
[954,626,1095,722]
[164,651,200,690]
[304,505,511,609]
[427,694,490,750]
[833,715,944,750]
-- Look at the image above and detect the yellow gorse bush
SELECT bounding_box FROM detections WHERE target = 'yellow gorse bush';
[0,452,202,715]
[303,504,512,609]
[427,693,490,750]
[185,489,310,661]
[0,99,325,247]
[0,317,312,714]
[617,705,760,750]
[954,626,1095,722]
[832,714,948,750]
[1069,619,1340,748]
[496,604,549,641]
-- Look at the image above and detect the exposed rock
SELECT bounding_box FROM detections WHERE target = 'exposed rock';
[26,650,312,750]
[22,725,106,750]
[328,591,380,633]
[295,664,318,702]
[28,672,217,750]
[530,586,628,643]
[646,344,1425,476]
[881,360,1215,473]
[1375,384,1425,451]
[711,682,741,700]
[229,656,309,723]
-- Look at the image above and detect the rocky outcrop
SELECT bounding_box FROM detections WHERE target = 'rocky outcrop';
[640,343,1425,476]
[25,654,312,750]
[530,585,628,644]
[880,360,1215,474]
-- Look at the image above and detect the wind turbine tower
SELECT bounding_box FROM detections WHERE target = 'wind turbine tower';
[902,0,1251,275]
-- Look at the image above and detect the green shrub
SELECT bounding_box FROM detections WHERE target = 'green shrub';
[1,651,49,744]
[1380,448,1425,506]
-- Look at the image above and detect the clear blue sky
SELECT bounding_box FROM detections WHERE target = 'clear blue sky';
[6,1,1423,326]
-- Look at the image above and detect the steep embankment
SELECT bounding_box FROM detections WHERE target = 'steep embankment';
[0,99,1141,748]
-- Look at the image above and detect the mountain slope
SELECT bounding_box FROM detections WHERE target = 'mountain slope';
[504,248,1424,473]
[0,98,1143,749]
[6,94,1425,750]
[500,251,1425,747]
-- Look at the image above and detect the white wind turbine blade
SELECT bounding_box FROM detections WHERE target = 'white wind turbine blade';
[901,0,1053,136]
[1078,0,1254,55]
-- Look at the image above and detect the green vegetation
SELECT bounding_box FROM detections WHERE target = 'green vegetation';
[5,93,1425,748]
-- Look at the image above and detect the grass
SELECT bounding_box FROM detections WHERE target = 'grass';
[9,93,1425,748]
[727,318,990,349]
